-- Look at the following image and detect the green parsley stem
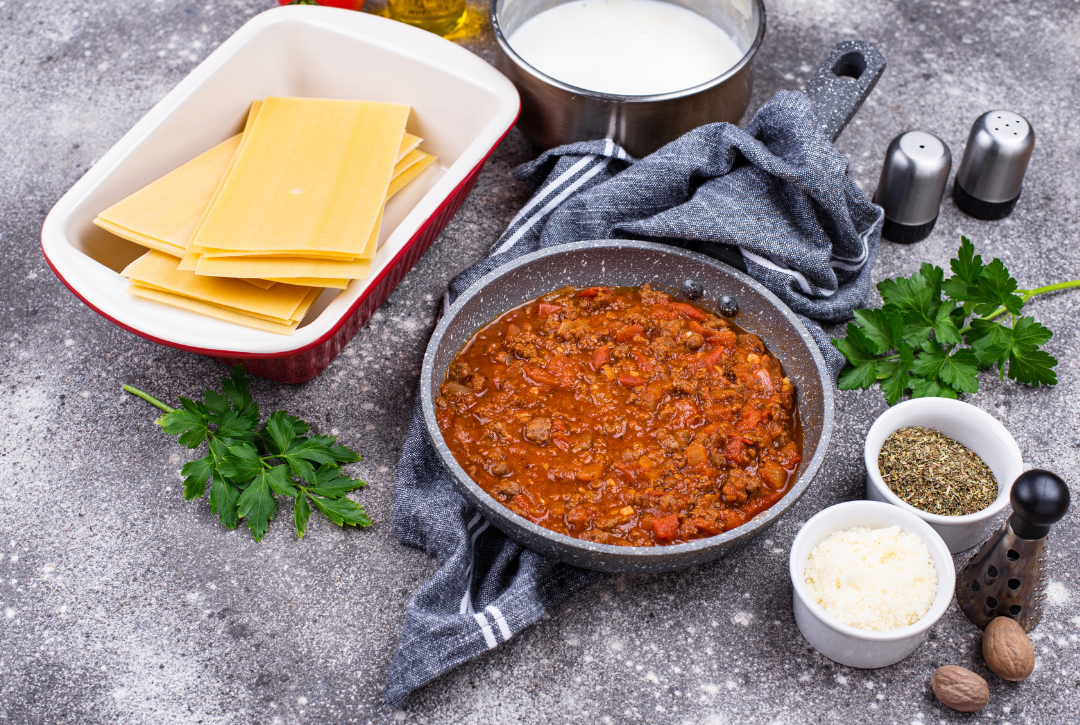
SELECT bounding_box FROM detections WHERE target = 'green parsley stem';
[122,384,176,414]
[957,278,1080,334]
[1023,278,1080,298]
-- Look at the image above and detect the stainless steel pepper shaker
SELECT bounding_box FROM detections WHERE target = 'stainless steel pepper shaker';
[953,110,1035,220]
[956,470,1070,632]
[873,131,952,243]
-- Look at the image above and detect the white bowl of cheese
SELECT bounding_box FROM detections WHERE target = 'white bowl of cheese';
[789,500,955,668]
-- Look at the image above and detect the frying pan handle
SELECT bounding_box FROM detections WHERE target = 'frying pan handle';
[804,40,887,143]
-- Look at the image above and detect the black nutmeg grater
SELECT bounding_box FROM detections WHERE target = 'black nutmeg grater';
[956,470,1070,632]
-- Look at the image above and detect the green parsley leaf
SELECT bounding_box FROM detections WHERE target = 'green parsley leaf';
[308,494,371,528]
[221,364,260,425]
[262,411,298,455]
[878,264,947,347]
[274,435,343,483]
[876,342,914,405]
[305,464,367,498]
[294,493,312,540]
[237,470,277,542]
[832,237,1075,405]
[124,365,371,541]
[911,341,979,394]
[834,323,879,391]
[329,445,362,464]
[852,308,904,353]
[932,300,962,346]
[266,464,298,497]
[968,258,1024,316]
[203,389,231,417]
[940,237,983,301]
[970,317,1057,384]
[1011,315,1054,350]
[209,474,240,529]
[159,406,210,449]
[909,375,959,399]
[218,443,263,485]
[181,455,214,500]
[1007,347,1057,387]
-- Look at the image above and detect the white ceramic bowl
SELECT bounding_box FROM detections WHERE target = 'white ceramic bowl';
[789,500,956,668]
[864,398,1023,553]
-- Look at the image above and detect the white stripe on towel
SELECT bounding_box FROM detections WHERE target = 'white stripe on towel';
[473,612,498,649]
[458,517,491,615]
[742,250,836,298]
[485,605,512,641]
[492,140,618,255]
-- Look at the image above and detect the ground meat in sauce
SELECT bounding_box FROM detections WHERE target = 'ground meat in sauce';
[435,284,803,547]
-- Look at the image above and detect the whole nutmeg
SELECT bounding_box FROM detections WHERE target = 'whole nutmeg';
[932,666,989,712]
[983,616,1035,681]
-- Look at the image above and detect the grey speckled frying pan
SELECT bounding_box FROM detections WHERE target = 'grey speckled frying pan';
[420,240,834,573]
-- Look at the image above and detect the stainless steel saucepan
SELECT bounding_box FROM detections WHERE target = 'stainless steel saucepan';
[491,0,885,157]
[420,241,835,574]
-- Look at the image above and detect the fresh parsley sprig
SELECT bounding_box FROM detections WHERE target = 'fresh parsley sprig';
[123,366,370,541]
[834,237,1080,404]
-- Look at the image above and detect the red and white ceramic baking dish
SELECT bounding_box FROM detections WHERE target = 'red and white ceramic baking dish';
[41,6,519,383]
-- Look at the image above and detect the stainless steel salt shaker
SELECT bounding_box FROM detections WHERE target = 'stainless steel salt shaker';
[873,131,952,243]
[956,470,1070,632]
[953,110,1035,220]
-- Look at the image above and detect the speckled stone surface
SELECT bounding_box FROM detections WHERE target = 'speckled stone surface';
[2,0,1078,722]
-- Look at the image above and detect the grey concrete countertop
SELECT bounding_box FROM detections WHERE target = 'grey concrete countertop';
[2,0,1078,722]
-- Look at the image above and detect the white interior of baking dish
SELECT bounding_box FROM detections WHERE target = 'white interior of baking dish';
[41,6,519,355]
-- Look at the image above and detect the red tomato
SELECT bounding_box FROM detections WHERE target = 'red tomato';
[590,346,610,370]
[537,302,561,317]
[652,513,679,542]
[615,324,643,344]
[669,302,708,322]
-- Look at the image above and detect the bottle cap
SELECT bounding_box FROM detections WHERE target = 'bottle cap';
[873,131,951,243]
[954,110,1035,220]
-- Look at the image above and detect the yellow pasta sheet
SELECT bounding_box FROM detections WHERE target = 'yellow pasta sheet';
[191,149,421,262]
[387,152,437,200]
[93,218,187,258]
[194,207,383,279]
[131,282,319,323]
[178,101,264,271]
[398,133,422,162]
[190,97,409,256]
[94,134,242,255]
[266,278,349,289]
[122,250,312,319]
[195,254,373,281]
[127,285,301,335]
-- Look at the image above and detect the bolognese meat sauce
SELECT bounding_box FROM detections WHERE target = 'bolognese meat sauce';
[435,284,802,547]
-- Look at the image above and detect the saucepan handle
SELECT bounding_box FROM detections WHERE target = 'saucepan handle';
[804,40,887,143]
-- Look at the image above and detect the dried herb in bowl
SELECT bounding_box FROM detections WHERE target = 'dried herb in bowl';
[878,427,998,516]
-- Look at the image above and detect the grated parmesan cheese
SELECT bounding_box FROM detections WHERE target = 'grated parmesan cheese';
[804,525,937,632]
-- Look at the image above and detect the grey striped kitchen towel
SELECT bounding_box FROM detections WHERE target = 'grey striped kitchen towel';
[385,89,883,705]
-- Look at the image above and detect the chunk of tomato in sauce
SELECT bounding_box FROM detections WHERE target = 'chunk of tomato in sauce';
[537,302,562,317]
[669,302,709,322]
[522,364,560,387]
[652,513,680,542]
[615,324,644,344]
[590,345,610,370]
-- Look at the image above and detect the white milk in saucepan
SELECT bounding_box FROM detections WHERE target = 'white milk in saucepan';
[507,0,746,96]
